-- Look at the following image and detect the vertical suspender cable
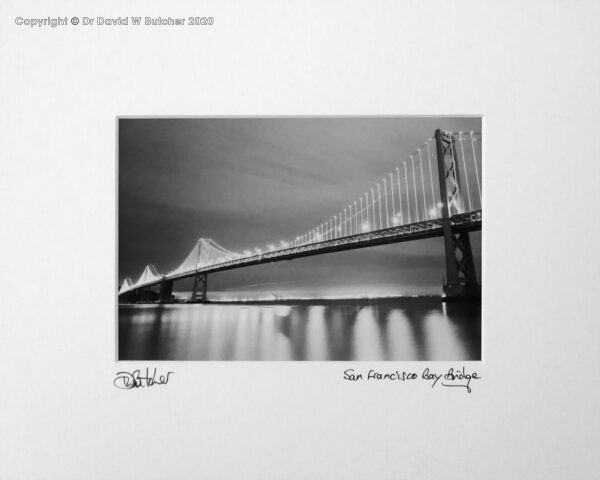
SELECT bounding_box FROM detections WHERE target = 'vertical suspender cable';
[410,155,419,221]
[469,131,482,208]
[383,178,390,228]
[418,148,428,220]
[389,173,396,221]
[458,132,473,212]
[426,140,436,217]
[376,183,383,229]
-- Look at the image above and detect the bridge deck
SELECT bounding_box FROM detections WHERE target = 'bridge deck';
[122,211,481,293]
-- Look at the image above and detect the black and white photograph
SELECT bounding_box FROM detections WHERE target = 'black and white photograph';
[118,117,482,360]
[3,1,600,479]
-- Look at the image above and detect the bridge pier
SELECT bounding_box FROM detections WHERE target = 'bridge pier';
[191,272,208,302]
[435,129,480,302]
[441,230,480,301]
[118,291,136,304]
[159,279,174,303]
[138,289,159,302]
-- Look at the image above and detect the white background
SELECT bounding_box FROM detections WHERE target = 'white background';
[1,1,599,479]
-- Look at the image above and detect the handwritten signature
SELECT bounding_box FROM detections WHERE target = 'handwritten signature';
[114,368,174,389]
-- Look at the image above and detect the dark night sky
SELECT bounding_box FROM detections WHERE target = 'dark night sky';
[119,117,481,297]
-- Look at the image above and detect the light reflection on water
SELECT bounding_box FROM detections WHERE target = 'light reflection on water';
[118,299,480,361]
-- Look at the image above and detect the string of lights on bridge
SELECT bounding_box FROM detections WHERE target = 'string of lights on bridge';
[120,131,481,293]
[249,131,481,256]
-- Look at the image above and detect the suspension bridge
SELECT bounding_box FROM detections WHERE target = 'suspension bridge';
[118,129,482,303]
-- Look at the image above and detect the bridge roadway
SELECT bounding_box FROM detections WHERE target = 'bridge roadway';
[127,210,482,293]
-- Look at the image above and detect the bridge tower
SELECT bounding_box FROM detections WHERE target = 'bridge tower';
[435,129,480,301]
[191,272,208,302]
[188,238,209,302]
[159,278,174,303]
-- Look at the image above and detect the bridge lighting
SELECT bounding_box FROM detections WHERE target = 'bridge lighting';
[384,179,391,228]
[364,193,369,229]
[403,162,411,223]
[417,148,428,220]
[370,189,376,230]
[389,173,396,220]
[344,208,347,236]
[119,132,484,302]
[458,133,473,213]
[359,197,364,227]
[410,155,419,221]
[468,132,482,207]
[376,183,383,230]
[396,167,403,225]
[426,141,436,215]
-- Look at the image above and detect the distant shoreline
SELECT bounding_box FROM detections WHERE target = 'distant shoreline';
[120,295,445,307]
